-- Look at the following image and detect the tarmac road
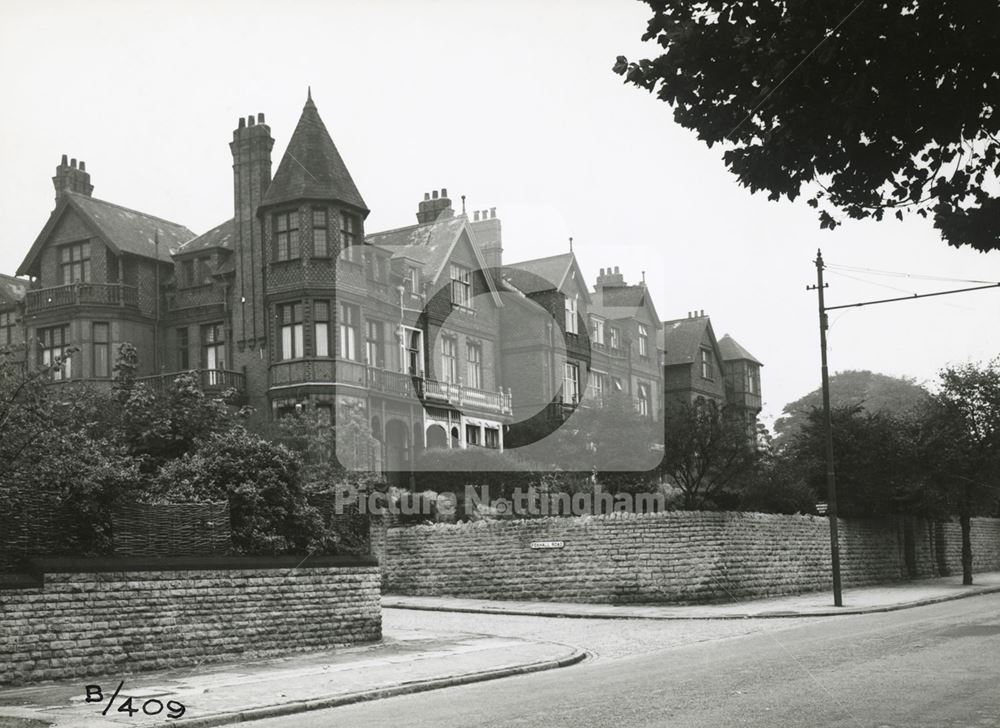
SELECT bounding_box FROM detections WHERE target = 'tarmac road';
[250,593,1000,728]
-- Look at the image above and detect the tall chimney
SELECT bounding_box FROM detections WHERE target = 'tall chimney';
[230,113,274,351]
[52,154,94,204]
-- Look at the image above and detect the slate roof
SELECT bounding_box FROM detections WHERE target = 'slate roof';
[366,215,501,305]
[661,316,713,366]
[502,253,574,294]
[18,192,193,274]
[718,333,763,366]
[176,218,234,254]
[366,215,468,281]
[261,93,367,212]
[0,273,28,306]
[591,284,659,323]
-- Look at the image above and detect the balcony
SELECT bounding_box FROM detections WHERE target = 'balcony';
[268,359,513,417]
[421,378,513,416]
[25,283,139,314]
[136,369,245,394]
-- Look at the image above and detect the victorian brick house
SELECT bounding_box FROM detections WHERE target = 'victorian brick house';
[2,92,761,475]
[660,311,763,433]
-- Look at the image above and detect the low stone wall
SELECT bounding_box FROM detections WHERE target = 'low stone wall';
[380,512,1000,604]
[0,556,381,685]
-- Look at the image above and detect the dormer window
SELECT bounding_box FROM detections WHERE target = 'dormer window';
[59,242,90,284]
[404,267,420,297]
[450,264,471,308]
[565,295,578,334]
[341,212,360,263]
[274,211,300,262]
[312,208,330,258]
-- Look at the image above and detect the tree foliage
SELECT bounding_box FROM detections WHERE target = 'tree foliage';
[660,398,758,509]
[920,360,1000,584]
[774,370,930,447]
[615,2,1000,250]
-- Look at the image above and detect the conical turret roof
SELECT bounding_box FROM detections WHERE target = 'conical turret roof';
[261,91,368,212]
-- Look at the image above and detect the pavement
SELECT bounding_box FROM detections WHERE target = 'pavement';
[382,570,1000,619]
[1,571,997,728]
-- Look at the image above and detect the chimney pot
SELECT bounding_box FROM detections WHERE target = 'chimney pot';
[424,192,430,201]
[61,154,68,166]
[247,115,255,127]
[238,117,246,129]
[257,112,265,123]
[614,266,620,274]
[79,161,86,171]
[474,211,481,221]
[70,158,77,168]
[441,188,448,197]
[490,207,496,218]
[432,190,439,199]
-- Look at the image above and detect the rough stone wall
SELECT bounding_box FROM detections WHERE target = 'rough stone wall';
[0,563,381,685]
[380,512,1000,604]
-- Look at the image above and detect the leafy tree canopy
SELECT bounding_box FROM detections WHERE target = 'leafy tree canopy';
[774,370,930,445]
[615,1,1000,250]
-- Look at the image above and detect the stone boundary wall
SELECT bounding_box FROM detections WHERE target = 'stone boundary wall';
[380,512,1000,604]
[0,557,381,685]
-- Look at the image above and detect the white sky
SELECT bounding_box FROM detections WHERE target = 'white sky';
[2,0,998,429]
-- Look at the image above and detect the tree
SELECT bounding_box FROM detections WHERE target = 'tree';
[660,398,758,509]
[921,360,1000,585]
[780,404,925,518]
[614,2,1000,251]
[774,371,930,447]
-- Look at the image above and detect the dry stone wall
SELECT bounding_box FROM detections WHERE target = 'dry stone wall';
[0,557,381,685]
[380,512,1000,604]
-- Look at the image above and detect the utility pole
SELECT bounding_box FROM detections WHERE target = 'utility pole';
[806,252,1000,607]
[807,249,842,607]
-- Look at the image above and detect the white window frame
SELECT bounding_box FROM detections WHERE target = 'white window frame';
[563,361,580,404]
[565,295,578,334]
[450,264,471,308]
[590,316,604,345]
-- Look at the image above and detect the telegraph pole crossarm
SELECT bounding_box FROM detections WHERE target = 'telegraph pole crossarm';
[807,249,843,607]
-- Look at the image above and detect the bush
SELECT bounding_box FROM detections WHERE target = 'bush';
[150,427,326,555]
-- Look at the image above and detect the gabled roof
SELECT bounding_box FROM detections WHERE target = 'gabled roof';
[261,92,367,212]
[661,315,722,367]
[718,334,763,366]
[366,215,502,306]
[0,273,28,306]
[17,192,193,275]
[591,284,660,325]
[175,218,234,255]
[502,252,591,304]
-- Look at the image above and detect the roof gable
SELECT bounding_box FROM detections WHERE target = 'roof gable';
[175,218,235,255]
[261,93,367,212]
[502,252,592,304]
[661,316,723,367]
[366,215,502,307]
[18,193,192,276]
[591,284,659,324]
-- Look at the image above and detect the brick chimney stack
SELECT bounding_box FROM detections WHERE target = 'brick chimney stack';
[230,112,274,351]
[417,188,454,223]
[470,206,502,271]
[52,154,94,203]
[595,265,626,290]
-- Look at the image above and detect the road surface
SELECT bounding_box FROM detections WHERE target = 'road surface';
[253,594,1000,727]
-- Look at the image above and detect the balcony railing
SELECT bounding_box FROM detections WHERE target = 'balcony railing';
[136,369,245,393]
[25,283,139,313]
[268,359,513,416]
